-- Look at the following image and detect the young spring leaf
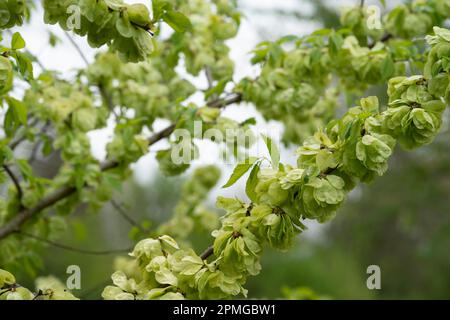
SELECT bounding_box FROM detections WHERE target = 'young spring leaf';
[11,51,33,79]
[4,98,27,137]
[152,0,171,22]
[222,157,258,188]
[261,134,280,169]
[245,161,261,202]
[162,10,192,33]
[11,32,25,50]
[381,55,395,80]
[205,77,231,100]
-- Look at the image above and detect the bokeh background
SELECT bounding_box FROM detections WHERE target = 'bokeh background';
[5,0,450,299]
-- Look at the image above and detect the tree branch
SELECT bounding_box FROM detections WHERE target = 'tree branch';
[368,33,393,49]
[0,185,77,239]
[111,200,148,233]
[2,164,23,205]
[8,117,40,151]
[16,231,132,255]
[64,30,90,66]
[65,30,122,121]
[200,245,214,260]
[98,83,120,119]
[28,121,52,164]
[0,93,242,240]
[205,67,214,90]
[209,93,242,109]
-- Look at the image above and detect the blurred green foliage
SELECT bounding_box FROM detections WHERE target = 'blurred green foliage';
[13,0,450,299]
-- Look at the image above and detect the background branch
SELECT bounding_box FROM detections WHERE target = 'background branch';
[0,93,242,240]
[2,164,23,205]
[28,121,51,164]
[64,30,90,66]
[205,67,214,90]
[111,200,148,233]
[17,231,132,255]
[8,117,39,151]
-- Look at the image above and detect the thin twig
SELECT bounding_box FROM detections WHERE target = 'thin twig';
[28,141,42,164]
[28,121,51,164]
[17,231,132,255]
[32,289,44,300]
[64,31,122,121]
[2,164,23,205]
[32,56,46,71]
[98,84,120,119]
[208,93,242,109]
[205,67,214,90]
[63,30,90,66]
[200,245,214,260]
[8,117,40,150]
[368,33,393,49]
[111,200,148,232]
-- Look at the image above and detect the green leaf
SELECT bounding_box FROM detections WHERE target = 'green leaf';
[261,134,280,169]
[329,33,343,56]
[152,0,171,22]
[312,28,332,36]
[162,10,192,33]
[48,31,61,47]
[116,16,134,38]
[268,44,283,67]
[103,172,122,191]
[222,157,258,188]
[433,26,450,42]
[245,162,260,202]
[7,97,27,125]
[12,52,34,79]
[205,77,230,100]
[0,3,11,27]
[381,55,395,80]
[11,32,25,50]
[3,110,14,138]
[159,235,179,251]
[41,135,53,156]
[4,97,27,136]
[16,159,33,181]
[240,117,256,126]
[276,35,297,44]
